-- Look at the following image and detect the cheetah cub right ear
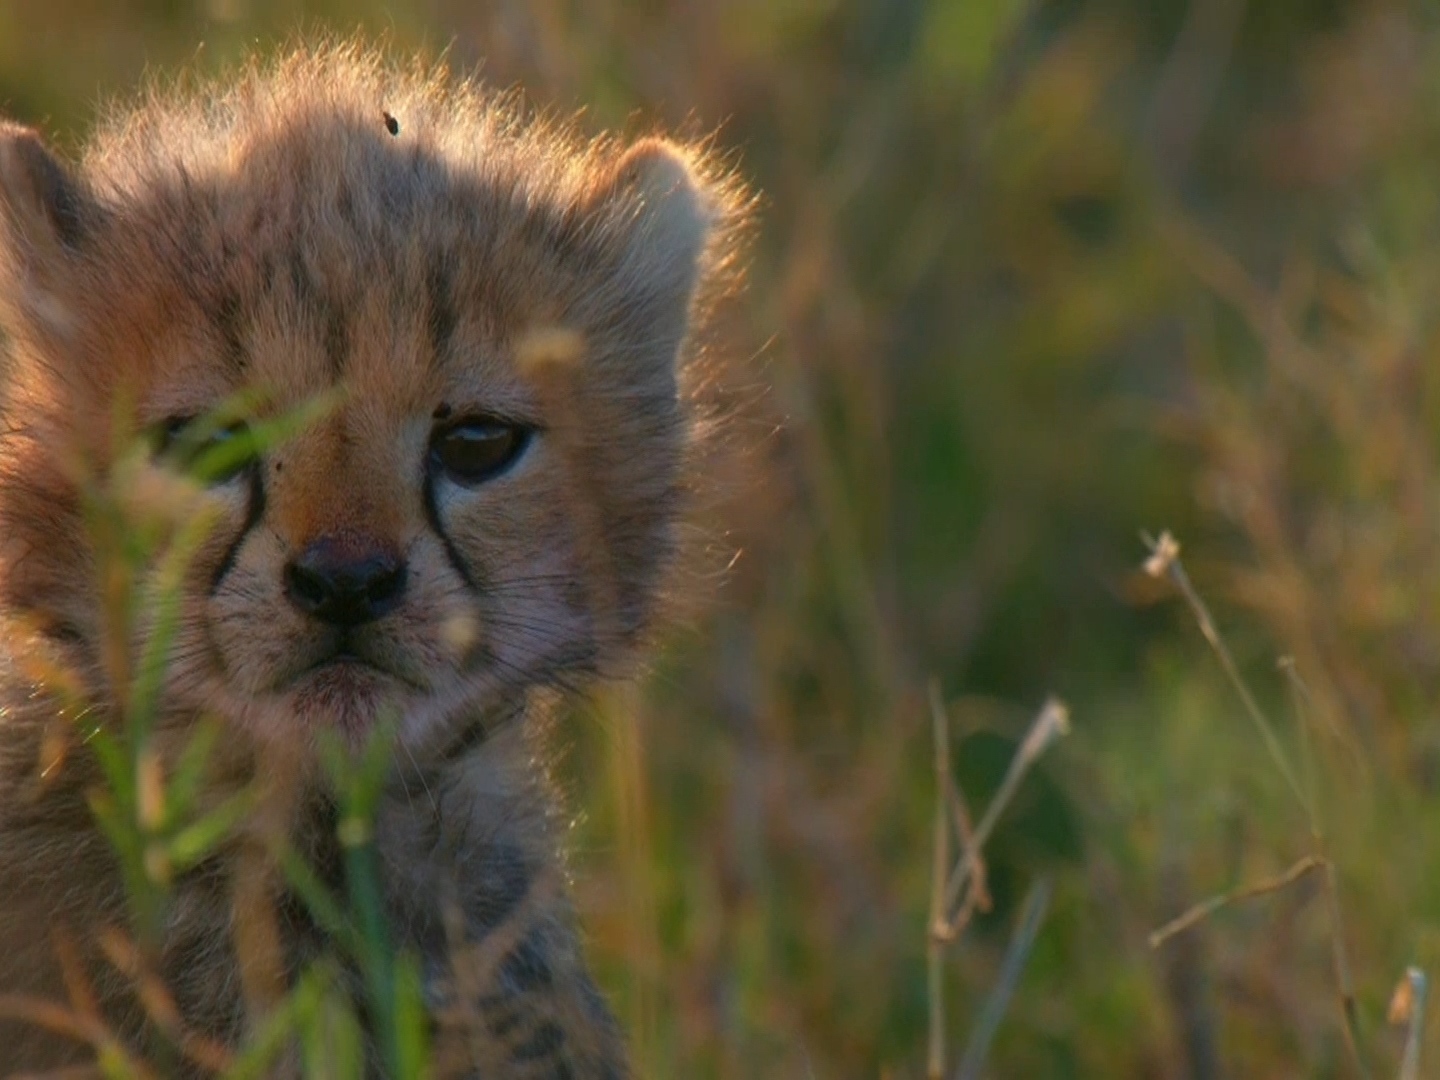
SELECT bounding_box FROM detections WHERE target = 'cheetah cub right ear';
[0,124,101,334]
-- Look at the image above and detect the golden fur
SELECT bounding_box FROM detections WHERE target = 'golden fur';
[0,41,746,1075]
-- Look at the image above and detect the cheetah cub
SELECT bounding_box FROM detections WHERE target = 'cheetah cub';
[0,43,745,1074]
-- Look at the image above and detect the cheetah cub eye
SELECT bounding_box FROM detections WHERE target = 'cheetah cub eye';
[153,415,257,486]
[428,415,532,485]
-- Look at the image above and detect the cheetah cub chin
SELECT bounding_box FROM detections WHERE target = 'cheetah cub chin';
[0,42,746,1075]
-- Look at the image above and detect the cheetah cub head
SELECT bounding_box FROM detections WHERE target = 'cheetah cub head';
[0,47,742,756]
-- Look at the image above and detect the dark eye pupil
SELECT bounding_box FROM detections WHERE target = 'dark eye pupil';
[432,421,526,484]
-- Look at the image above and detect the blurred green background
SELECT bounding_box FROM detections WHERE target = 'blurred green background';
[10,0,1440,1075]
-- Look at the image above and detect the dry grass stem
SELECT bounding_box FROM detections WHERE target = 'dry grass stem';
[233,742,302,1033]
[940,698,1069,917]
[1391,967,1427,1080]
[0,993,157,1080]
[1148,854,1324,948]
[0,996,102,1049]
[95,927,232,1072]
[927,679,951,1080]
[435,888,492,1074]
[1280,659,1369,1079]
[945,783,991,915]
[48,928,101,1032]
[926,685,1067,1079]
[1146,531,1372,1075]
[1142,531,1306,807]
[433,868,566,1075]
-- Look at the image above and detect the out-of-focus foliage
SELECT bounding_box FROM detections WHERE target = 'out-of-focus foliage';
[9,0,1440,1075]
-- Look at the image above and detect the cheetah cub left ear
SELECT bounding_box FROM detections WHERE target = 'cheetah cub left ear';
[0,124,102,329]
[584,138,724,371]
[605,138,716,281]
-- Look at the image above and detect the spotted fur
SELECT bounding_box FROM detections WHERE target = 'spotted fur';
[0,41,746,1075]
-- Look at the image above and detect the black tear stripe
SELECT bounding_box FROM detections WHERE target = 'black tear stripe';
[208,463,266,594]
[421,469,481,594]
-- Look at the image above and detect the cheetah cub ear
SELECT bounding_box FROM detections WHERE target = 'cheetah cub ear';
[0,124,98,325]
[591,138,719,364]
[607,138,713,282]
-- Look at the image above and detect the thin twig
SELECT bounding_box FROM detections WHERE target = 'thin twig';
[1145,533,1375,1075]
[1148,855,1325,948]
[927,679,951,1080]
[941,698,1069,916]
[946,775,990,917]
[1281,659,1369,1080]
[1393,967,1427,1080]
[0,995,101,1046]
[96,926,232,1072]
[955,877,1054,1080]
[925,689,1067,1079]
[934,766,991,944]
[1142,532,1308,810]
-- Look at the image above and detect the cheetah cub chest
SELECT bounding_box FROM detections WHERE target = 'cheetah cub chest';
[0,43,744,1076]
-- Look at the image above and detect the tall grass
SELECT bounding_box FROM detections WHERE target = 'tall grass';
[8,0,1440,1074]
[0,399,440,1077]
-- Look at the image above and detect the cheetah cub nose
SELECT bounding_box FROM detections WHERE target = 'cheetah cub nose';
[284,534,407,627]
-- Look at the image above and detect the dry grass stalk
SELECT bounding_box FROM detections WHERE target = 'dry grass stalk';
[434,887,492,1075]
[926,679,951,1080]
[925,684,1068,1079]
[0,921,236,1077]
[0,928,157,1079]
[1147,854,1324,948]
[1281,659,1367,1076]
[233,742,303,1035]
[0,996,104,1055]
[1390,967,1427,1080]
[939,697,1069,919]
[95,927,233,1072]
[1144,530,1372,1078]
[946,782,991,916]
[432,867,565,1076]
[1141,531,1305,806]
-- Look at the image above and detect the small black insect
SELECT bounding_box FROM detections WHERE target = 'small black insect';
[383,111,399,136]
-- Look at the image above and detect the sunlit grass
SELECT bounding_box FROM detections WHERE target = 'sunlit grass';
[11,0,1440,1075]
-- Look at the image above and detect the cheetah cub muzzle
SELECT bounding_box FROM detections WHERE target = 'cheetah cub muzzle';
[0,41,746,1076]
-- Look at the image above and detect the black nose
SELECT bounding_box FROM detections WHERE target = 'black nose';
[284,536,407,627]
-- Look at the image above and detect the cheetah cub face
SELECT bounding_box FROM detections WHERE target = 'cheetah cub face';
[0,50,739,755]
